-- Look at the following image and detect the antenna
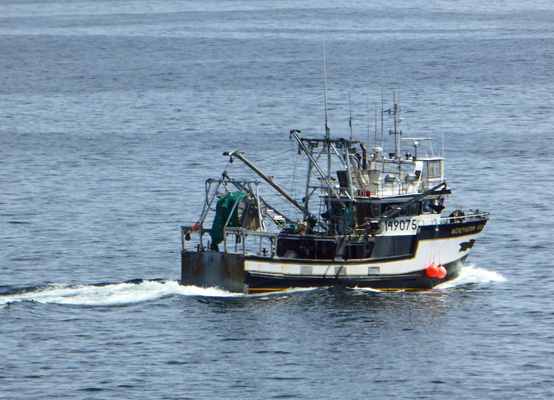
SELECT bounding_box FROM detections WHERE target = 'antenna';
[375,107,378,147]
[441,103,445,158]
[366,92,371,146]
[397,63,402,159]
[380,61,384,152]
[398,62,401,111]
[365,92,370,146]
[388,91,403,158]
[347,54,353,141]
[322,34,330,139]
[322,33,332,225]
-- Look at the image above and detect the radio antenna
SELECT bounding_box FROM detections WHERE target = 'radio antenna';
[441,97,445,158]
[380,61,384,151]
[322,33,332,219]
[397,62,402,159]
[322,34,330,139]
[398,62,401,110]
[347,55,353,141]
[375,105,378,147]
[366,92,371,146]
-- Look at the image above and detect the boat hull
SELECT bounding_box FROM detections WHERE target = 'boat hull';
[244,256,466,293]
[181,250,467,294]
[181,218,487,294]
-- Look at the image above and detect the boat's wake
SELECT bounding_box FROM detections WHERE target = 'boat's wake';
[0,265,505,307]
[0,280,236,307]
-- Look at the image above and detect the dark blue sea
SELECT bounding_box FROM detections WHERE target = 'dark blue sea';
[1,1,553,399]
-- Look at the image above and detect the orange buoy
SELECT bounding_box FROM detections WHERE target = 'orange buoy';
[437,265,447,279]
[426,263,438,278]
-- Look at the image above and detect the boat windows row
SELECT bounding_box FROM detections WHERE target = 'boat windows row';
[329,199,444,220]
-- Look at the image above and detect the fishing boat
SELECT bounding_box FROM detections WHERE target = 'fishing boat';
[180,97,489,294]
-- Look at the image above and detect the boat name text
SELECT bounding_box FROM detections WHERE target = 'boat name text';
[451,224,485,235]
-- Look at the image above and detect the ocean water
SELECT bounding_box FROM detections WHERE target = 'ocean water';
[1,0,553,399]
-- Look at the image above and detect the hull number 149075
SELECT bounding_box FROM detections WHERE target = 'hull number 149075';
[384,219,419,232]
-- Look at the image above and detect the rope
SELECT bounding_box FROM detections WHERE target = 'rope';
[288,148,300,218]
[448,197,472,210]
[253,148,293,162]
[434,219,441,266]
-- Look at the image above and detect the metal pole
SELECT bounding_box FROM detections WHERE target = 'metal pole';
[289,130,346,208]
[227,151,315,220]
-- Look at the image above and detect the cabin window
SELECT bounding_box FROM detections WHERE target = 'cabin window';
[356,203,384,225]
[408,202,420,216]
[357,202,422,220]
[371,204,381,217]
[377,202,420,217]
[382,204,393,215]
[422,200,432,214]
[359,203,382,218]
[421,199,443,214]
[398,202,421,216]
[336,171,348,189]
[426,161,442,178]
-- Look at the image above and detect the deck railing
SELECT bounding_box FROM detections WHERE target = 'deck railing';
[181,225,278,257]
[440,211,489,224]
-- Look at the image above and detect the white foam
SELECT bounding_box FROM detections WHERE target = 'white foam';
[350,264,506,293]
[435,264,507,290]
[250,287,320,298]
[0,266,506,306]
[352,287,383,293]
[0,280,237,306]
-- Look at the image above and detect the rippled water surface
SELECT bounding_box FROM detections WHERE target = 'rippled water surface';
[1,0,553,399]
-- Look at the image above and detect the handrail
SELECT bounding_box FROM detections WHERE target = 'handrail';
[181,225,278,256]
[440,211,489,224]
[223,227,278,256]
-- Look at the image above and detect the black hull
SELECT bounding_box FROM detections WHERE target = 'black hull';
[245,256,467,293]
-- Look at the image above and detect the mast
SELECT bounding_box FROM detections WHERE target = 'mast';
[392,92,397,156]
[346,57,355,204]
[397,63,402,163]
[388,92,402,190]
[322,34,330,141]
[303,142,314,212]
[289,131,346,209]
[347,55,353,141]
[374,108,378,148]
[322,34,332,228]
[441,101,445,158]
